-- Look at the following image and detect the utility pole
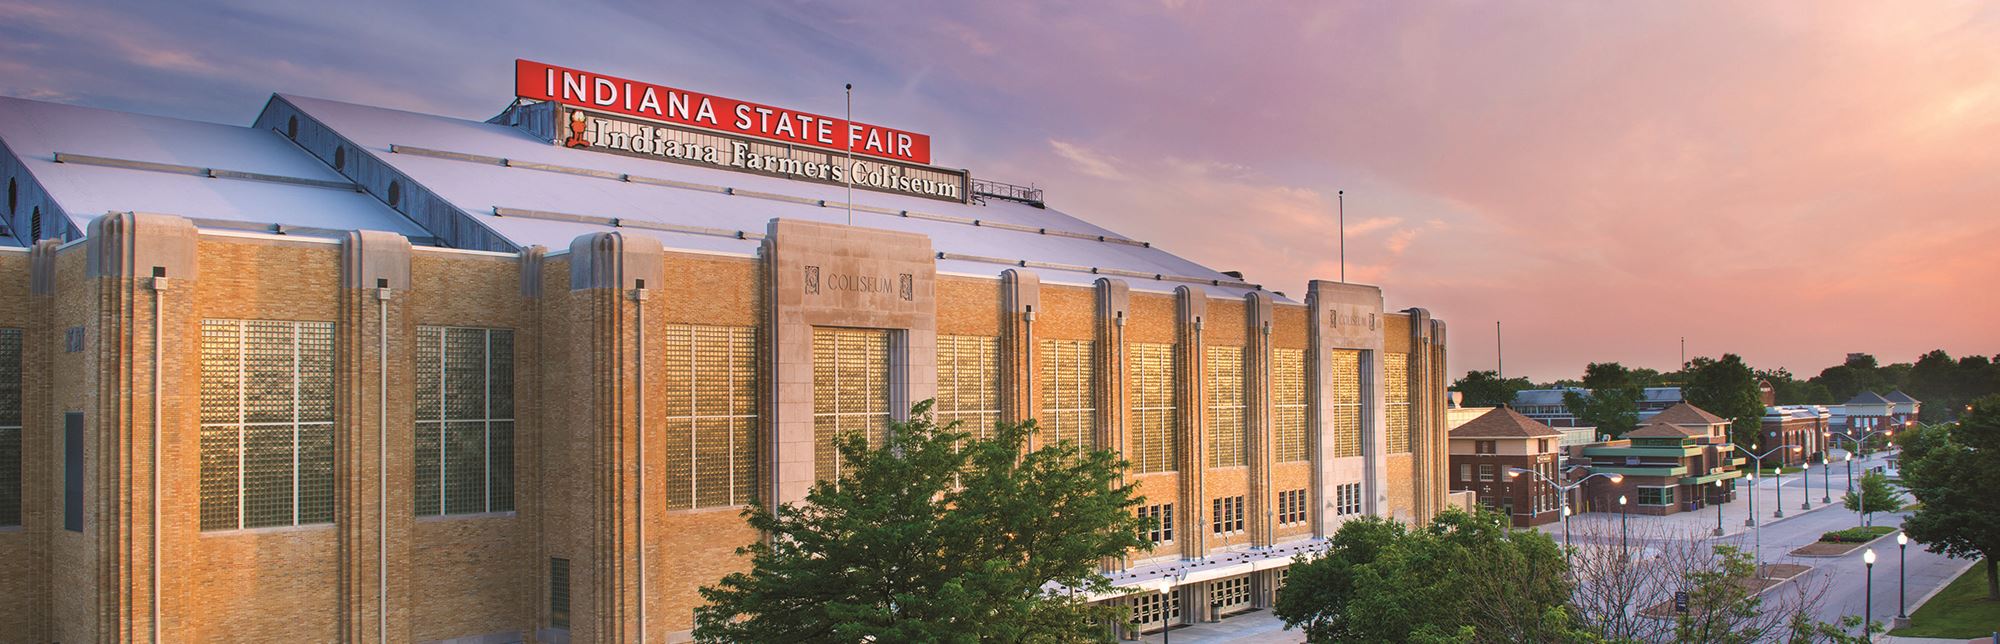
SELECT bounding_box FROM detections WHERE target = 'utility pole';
[1680,336,1686,369]
[1496,320,1503,379]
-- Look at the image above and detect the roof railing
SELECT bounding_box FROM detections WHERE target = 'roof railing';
[971,178,1044,207]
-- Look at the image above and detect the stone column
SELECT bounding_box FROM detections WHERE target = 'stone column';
[1243,292,1274,547]
[568,231,663,643]
[336,230,413,644]
[1000,269,1039,426]
[83,212,198,642]
[1174,286,1208,559]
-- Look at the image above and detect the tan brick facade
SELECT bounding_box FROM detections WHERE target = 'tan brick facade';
[0,213,1449,642]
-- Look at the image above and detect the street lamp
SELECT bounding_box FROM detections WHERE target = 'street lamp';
[1617,495,1629,552]
[1772,465,1786,519]
[1821,451,1832,503]
[1799,460,1811,511]
[1746,474,1762,573]
[1863,548,1877,634]
[1746,473,1757,527]
[1729,443,1802,523]
[1897,533,1908,620]
[1504,468,1623,560]
[1713,479,1726,536]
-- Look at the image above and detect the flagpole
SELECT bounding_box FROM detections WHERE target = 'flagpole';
[845,83,854,226]
[1338,189,1345,283]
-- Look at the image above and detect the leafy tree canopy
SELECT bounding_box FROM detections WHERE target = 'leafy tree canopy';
[1684,355,1765,447]
[1899,396,2000,599]
[1451,370,1534,408]
[695,401,1147,643]
[1272,509,1580,643]
[1565,362,1644,438]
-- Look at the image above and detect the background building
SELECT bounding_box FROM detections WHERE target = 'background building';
[1570,403,1741,515]
[0,62,1453,642]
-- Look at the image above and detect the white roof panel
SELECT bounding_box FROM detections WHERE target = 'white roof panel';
[0,96,428,239]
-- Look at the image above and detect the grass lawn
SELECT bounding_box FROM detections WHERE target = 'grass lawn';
[1890,559,2000,638]
[1819,526,1897,543]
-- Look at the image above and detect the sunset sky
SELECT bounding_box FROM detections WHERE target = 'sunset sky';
[3,1,1994,382]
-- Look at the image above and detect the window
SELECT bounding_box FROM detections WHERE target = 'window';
[1037,339,1094,450]
[814,328,891,481]
[0,328,18,527]
[286,115,298,139]
[65,412,82,532]
[1140,503,1174,544]
[1459,463,1471,482]
[1211,495,1245,535]
[1328,350,1362,458]
[1211,576,1252,615]
[414,326,516,516]
[549,557,571,629]
[1538,439,1551,453]
[1478,464,1495,482]
[1278,488,1307,526]
[333,146,346,170]
[30,207,40,242]
[1206,345,1246,468]
[1475,440,1496,454]
[199,320,336,531]
[388,181,402,207]
[1130,589,1181,632]
[1272,348,1307,462]
[937,335,1000,440]
[1130,343,1177,473]
[661,325,757,509]
[1384,353,1411,454]
[1336,482,1364,516]
[1638,486,1675,506]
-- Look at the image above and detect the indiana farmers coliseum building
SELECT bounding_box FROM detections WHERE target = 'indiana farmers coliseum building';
[0,60,1458,642]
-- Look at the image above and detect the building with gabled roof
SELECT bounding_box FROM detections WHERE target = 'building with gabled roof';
[0,61,1455,641]
[1569,402,1742,516]
[1447,407,1565,526]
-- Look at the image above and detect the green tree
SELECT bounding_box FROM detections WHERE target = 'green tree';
[1451,370,1533,408]
[1900,397,2000,599]
[1273,509,1580,643]
[1684,355,1765,447]
[1564,362,1644,438]
[695,401,1147,642]
[1842,471,1903,525]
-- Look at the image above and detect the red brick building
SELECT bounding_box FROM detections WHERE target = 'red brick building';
[1448,407,1563,527]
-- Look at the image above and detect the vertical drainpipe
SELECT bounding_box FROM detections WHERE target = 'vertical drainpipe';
[1022,306,1034,450]
[632,284,648,642]
[151,274,168,644]
[378,286,390,644]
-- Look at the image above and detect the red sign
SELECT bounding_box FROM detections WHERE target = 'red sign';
[515,59,932,165]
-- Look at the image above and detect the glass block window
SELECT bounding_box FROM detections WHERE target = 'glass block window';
[1385,353,1411,454]
[199,319,336,531]
[1140,502,1174,545]
[1206,345,1246,468]
[1130,343,1177,473]
[0,328,20,527]
[936,335,1000,439]
[1329,350,1362,458]
[1129,589,1181,633]
[414,326,517,516]
[1272,348,1307,463]
[814,328,891,481]
[661,324,757,510]
[1211,495,1245,535]
[1038,339,1097,452]
[1336,482,1364,516]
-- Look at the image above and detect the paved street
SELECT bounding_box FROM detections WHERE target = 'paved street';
[1155,449,1981,642]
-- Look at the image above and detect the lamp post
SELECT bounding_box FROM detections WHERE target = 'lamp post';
[1729,443,1803,525]
[1714,479,1726,536]
[1821,451,1831,503]
[1618,495,1629,553]
[1746,473,1757,527]
[1897,533,1908,620]
[1746,474,1762,574]
[1863,548,1877,634]
[1799,461,1811,511]
[1825,428,1897,493]
[1772,465,1786,518]
[1505,468,1623,560]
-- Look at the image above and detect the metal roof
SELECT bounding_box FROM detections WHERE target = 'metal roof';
[0,96,430,242]
[274,94,1281,299]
